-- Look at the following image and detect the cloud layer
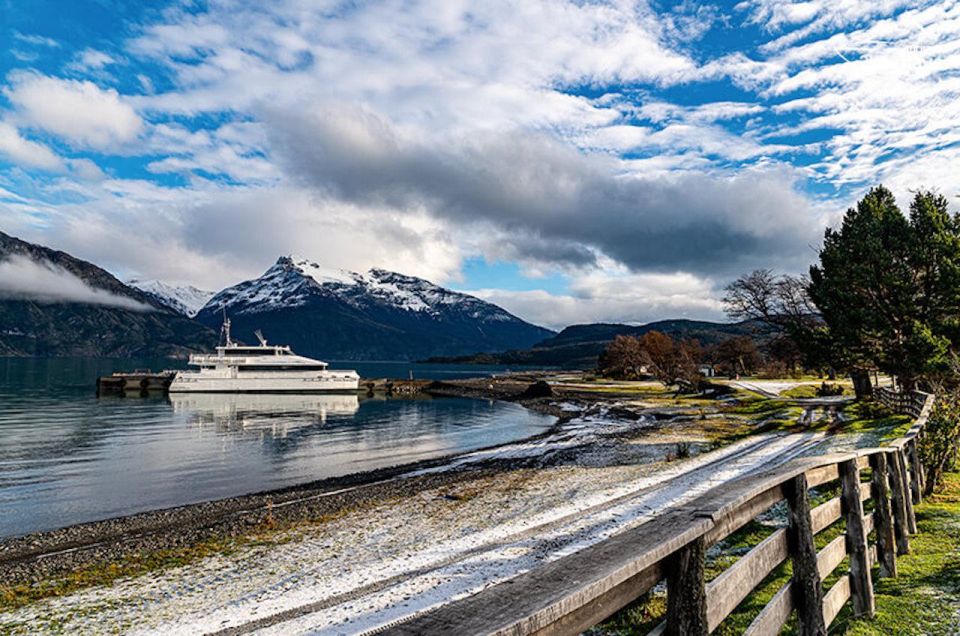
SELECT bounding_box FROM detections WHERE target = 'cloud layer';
[1,0,958,326]
[0,255,152,310]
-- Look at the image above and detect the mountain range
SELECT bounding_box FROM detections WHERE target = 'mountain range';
[192,256,554,360]
[0,234,553,360]
[0,232,771,364]
[426,319,773,368]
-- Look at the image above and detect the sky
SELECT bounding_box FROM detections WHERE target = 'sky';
[0,0,959,330]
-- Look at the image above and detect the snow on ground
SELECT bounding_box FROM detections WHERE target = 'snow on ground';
[729,379,815,397]
[1,408,826,636]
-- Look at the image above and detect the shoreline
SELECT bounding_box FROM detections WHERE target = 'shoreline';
[0,377,570,587]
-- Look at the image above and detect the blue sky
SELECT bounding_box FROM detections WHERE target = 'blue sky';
[1,0,958,329]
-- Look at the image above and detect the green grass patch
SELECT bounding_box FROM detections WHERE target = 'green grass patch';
[840,401,912,439]
[839,471,960,635]
[780,384,821,399]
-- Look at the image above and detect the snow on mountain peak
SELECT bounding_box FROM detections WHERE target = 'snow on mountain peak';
[284,255,359,286]
[201,256,517,321]
[127,279,214,317]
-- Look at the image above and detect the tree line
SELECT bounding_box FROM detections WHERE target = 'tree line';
[598,185,960,491]
[597,331,764,387]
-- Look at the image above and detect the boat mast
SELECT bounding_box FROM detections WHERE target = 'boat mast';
[221,307,233,347]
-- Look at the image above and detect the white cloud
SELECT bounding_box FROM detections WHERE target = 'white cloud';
[466,269,725,330]
[7,0,958,329]
[68,49,117,72]
[13,32,59,48]
[5,73,143,150]
[0,254,151,310]
[3,180,464,291]
[0,121,65,171]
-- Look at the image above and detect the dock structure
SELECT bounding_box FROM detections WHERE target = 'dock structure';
[96,372,176,396]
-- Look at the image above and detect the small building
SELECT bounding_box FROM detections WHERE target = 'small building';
[698,363,716,378]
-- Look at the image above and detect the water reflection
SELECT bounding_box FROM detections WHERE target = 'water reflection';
[170,393,360,435]
[0,358,554,538]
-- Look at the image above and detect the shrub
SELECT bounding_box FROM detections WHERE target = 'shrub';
[920,388,960,494]
[816,382,845,396]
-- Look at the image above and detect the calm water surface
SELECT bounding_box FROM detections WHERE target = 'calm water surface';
[0,358,554,538]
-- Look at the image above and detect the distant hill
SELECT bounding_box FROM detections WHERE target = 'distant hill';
[426,318,773,369]
[0,232,218,357]
[194,256,555,361]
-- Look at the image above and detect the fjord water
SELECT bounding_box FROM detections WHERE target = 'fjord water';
[0,358,553,538]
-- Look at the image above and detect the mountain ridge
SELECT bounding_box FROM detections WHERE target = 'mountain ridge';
[425,318,773,368]
[0,231,218,357]
[195,255,555,361]
[127,279,214,317]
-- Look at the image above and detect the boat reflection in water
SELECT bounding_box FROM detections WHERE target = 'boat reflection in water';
[169,393,360,437]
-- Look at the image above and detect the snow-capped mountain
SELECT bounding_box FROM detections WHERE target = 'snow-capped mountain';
[127,279,214,317]
[195,256,554,360]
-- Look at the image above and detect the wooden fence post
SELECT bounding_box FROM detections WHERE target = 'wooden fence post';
[840,459,875,618]
[907,439,923,504]
[898,450,918,535]
[784,473,826,636]
[888,450,911,555]
[869,453,897,578]
[665,536,707,636]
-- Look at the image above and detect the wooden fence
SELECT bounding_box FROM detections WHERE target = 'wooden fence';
[388,390,933,636]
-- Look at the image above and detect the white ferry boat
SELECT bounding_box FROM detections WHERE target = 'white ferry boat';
[169,318,360,393]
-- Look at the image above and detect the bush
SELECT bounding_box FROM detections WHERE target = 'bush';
[920,389,960,494]
[816,382,845,396]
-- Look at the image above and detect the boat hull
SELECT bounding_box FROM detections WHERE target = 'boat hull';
[168,371,360,393]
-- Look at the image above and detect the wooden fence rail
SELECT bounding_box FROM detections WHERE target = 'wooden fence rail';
[388,390,934,636]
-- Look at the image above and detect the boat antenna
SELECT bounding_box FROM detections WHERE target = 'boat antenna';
[254,329,268,347]
[221,306,233,347]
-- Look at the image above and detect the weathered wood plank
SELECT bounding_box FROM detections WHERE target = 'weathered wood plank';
[870,453,897,577]
[822,575,851,627]
[529,563,663,636]
[816,535,847,581]
[810,497,842,534]
[744,522,855,636]
[806,464,840,488]
[897,450,918,535]
[860,480,872,503]
[863,511,875,535]
[784,473,826,636]
[907,439,923,505]
[744,581,792,636]
[888,449,911,556]
[665,536,707,636]
[701,483,786,546]
[386,511,711,636]
[840,459,875,618]
[705,529,788,632]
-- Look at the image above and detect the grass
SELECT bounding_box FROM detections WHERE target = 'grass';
[593,472,960,635]
[840,400,912,439]
[838,470,960,635]
[0,506,355,613]
[0,535,243,612]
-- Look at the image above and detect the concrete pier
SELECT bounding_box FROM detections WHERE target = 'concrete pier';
[97,372,176,396]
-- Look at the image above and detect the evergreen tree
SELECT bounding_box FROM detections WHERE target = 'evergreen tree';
[809,186,960,391]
